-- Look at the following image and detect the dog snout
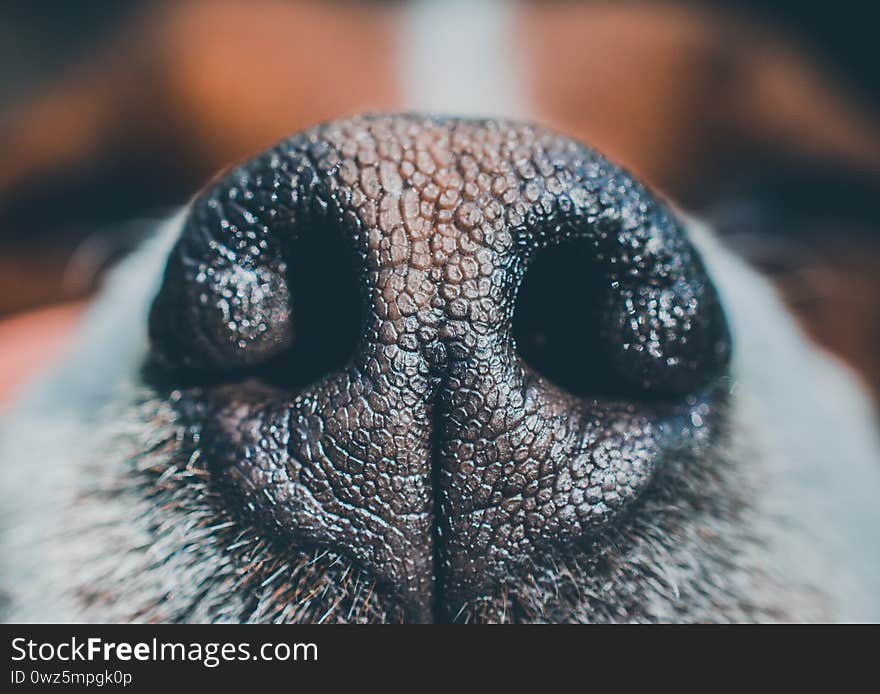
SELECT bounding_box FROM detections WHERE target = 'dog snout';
[147,115,731,622]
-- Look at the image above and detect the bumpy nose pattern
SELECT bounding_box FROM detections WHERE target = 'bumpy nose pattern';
[149,115,730,621]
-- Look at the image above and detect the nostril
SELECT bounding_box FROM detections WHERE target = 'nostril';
[258,216,362,390]
[514,234,730,400]
[513,239,616,398]
[148,164,363,390]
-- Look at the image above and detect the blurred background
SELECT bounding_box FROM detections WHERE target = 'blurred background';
[1,0,878,406]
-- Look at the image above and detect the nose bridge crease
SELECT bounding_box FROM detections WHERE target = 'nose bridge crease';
[335,121,529,620]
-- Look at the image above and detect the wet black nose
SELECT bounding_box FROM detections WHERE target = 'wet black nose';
[148,115,730,622]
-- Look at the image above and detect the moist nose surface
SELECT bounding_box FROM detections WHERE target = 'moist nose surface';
[149,115,730,622]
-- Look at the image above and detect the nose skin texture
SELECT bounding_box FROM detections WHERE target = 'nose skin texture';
[149,115,730,622]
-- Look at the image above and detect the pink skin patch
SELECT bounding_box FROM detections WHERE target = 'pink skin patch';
[0,303,85,409]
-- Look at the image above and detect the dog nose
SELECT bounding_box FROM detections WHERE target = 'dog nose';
[149,115,730,622]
